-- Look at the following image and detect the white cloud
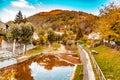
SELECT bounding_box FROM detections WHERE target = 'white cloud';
[3,9,16,15]
[11,0,35,9]
[0,4,74,22]
[0,9,16,22]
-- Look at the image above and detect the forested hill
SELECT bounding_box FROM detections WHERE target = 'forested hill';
[27,9,97,34]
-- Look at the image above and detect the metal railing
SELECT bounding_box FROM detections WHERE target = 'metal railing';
[85,48,106,80]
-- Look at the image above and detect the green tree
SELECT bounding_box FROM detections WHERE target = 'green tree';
[15,10,23,24]
[19,22,34,54]
[38,35,44,45]
[47,29,56,44]
[52,42,61,50]
[14,10,28,24]
[37,29,48,45]
[55,33,61,43]
[75,27,83,41]
[6,23,20,54]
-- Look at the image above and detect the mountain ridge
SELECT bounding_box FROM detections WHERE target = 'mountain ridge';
[6,9,97,34]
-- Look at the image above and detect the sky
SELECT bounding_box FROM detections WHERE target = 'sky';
[0,0,118,22]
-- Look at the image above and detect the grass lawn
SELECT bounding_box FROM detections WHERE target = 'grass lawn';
[90,45,120,80]
[73,65,83,80]
[24,46,45,56]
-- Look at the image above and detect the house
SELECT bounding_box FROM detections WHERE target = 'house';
[0,22,9,32]
[55,31,64,35]
[0,22,7,47]
[33,32,39,40]
[0,22,6,30]
[0,22,34,54]
[88,32,100,40]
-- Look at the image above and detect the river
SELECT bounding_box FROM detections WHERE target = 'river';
[0,54,79,80]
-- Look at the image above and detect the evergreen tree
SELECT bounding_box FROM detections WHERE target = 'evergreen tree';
[14,10,28,24]
[15,10,23,24]
[75,27,83,41]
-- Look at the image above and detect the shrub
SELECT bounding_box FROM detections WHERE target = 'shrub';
[52,43,61,50]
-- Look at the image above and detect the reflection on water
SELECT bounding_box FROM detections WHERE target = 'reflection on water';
[0,54,75,80]
[29,62,74,80]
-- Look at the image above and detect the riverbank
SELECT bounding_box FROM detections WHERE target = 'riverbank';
[0,46,44,69]
[0,44,82,80]
[0,53,80,80]
[70,64,83,80]
[0,44,79,68]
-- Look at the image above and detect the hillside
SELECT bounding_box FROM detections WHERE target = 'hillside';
[27,9,97,34]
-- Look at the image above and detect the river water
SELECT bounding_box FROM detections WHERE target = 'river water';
[29,62,74,80]
[0,54,75,80]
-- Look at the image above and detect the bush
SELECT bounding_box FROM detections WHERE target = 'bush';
[32,39,39,45]
[67,40,74,46]
[77,38,87,44]
[52,43,61,50]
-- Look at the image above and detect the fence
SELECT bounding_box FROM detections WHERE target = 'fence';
[78,45,95,80]
[103,42,120,51]
[85,48,106,80]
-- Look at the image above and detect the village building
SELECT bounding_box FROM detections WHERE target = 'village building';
[88,32,100,40]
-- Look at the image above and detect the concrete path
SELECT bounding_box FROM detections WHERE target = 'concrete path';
[78,44,95,80]
[0,44,35,69]
[0,58,17,68]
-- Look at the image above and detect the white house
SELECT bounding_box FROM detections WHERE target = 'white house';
[33,32,39,40]
[103,39,116,45]
[55,31,64,35]
[88,32,100,40]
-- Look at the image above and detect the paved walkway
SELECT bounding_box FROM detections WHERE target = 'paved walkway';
[0,58,17,68]
[78,44,95,80]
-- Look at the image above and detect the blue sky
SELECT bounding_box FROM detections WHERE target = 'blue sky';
[0,0,117,22]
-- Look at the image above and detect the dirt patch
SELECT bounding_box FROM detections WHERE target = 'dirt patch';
[58,54,81,64]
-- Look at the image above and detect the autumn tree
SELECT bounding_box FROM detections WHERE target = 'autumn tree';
[95,2,120,44]
[110,20,120,45]
[0,29,5,45]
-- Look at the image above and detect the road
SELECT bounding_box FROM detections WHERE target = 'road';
[78,44,95,80]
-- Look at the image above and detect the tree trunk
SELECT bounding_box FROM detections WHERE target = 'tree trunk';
[24,44,27,54]
[13,39,16,54]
